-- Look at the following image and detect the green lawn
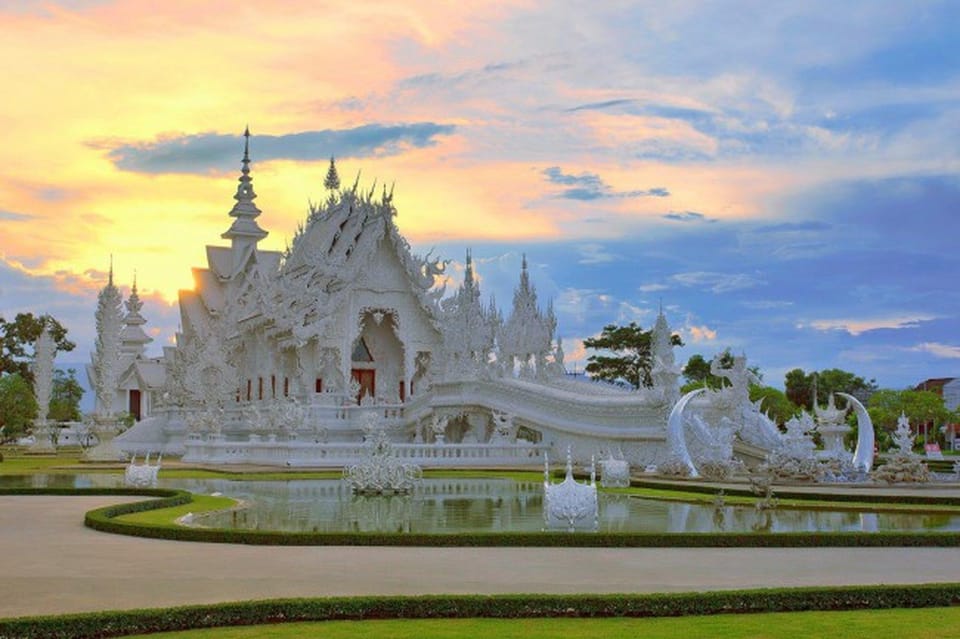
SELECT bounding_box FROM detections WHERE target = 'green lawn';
[121,607,960,639]
[0,449,87,474]
[113,493,237,526]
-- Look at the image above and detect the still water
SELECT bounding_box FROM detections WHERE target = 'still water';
[5,473,959,534]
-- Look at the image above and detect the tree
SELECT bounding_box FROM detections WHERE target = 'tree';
[682,350,735,391]
[323,156,340,191]
[48,368,84,422]
[784,367,878,410]
[0,373,38,440]
[583,322,683,389]
[784,368,812,408]
[0,313,75,383]
[867,389,956,450]
[749,385,800,426]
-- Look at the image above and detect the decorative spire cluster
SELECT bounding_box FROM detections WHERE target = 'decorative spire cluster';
[500,254,556,377]
[440,249,498,377]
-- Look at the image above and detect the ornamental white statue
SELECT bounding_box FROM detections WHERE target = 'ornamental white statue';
[28,326,57,453]
[543,449,598,532]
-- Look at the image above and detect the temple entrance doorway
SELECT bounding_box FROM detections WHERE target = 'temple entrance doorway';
[352,309,404,404]
[128,389,142,421]
[351,369,375,404]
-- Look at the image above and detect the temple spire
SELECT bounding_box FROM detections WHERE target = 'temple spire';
[222,127,268,269]
[120,271,152,356]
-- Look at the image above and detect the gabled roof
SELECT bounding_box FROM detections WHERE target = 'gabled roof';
[206,246,233,280]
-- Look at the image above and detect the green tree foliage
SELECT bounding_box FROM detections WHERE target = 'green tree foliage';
[48,368,84,422]
[784,367,878,410]
[583,322,683,389]
[867,389,956,449]
[0,373,38,439]
[681,351,734,390]
[749,385,800,426]
[0,313,75,383]
[323,156,340,191]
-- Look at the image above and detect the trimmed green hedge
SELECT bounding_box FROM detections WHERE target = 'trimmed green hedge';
[4,486,960,547]
[1,586,959,639]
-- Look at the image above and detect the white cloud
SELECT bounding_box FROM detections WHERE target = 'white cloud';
[638,282,669,293]
[685,324,717,342]
[802,314,937,336]
[741,300,794,310]
[909,342,960,359]
[577,243,620,264]
[670,271,765,293]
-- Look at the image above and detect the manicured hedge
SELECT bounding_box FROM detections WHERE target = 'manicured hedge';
[1,585,959,639]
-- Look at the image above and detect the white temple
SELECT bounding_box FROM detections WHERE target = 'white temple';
[101,131,807,470]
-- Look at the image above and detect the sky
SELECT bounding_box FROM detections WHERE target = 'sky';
[0,0,958,393]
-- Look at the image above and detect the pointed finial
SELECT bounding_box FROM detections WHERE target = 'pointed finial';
[522,253,527,271]
[132,269,138,293]
[465,247,472,267]
[243,125,250,159]
[659,297,663,315]
[109,254,114,286]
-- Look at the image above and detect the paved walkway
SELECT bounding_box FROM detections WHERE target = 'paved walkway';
[4,495,960,618]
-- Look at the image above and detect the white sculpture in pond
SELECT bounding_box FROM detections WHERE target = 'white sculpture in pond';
[125,453,161,488]
[598,451,630,488]
[543,449,598,532]
[343,413,422,494]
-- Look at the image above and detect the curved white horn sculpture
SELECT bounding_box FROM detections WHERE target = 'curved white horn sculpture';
[837,392,875,472]
[666,388,706,478]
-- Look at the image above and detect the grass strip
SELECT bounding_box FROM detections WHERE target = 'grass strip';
[118,608,960,639]
[2,585,959,639]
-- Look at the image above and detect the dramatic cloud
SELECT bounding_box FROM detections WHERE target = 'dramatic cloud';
[99,124,457,174]
[1,1,958,391]
[542,167,669,201]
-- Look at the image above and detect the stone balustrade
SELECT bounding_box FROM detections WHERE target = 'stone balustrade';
[183,436,547,467]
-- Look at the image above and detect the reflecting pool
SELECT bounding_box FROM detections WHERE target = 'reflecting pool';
[4,474,959,534]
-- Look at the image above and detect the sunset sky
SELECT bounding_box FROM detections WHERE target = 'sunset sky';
[1,1,958,392]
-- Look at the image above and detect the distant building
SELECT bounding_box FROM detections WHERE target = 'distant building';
[914,377,955,397]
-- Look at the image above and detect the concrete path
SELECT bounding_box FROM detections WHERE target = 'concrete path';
[3,495,960,618]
